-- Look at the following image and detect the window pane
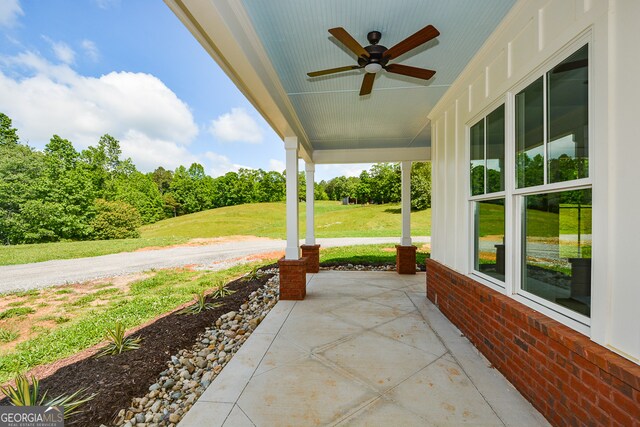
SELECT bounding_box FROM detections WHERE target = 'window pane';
[515,77,544,188]
[548,45,589,183]
[486,105,505,193]
[474,199,505,282]
[470,120,485,196]
[522,189,592,317]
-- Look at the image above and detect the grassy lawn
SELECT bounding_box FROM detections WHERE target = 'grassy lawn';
[0,237,187,266]
[0,261,273,383]
[0,202,431,266]
[141,201,431,239]
[320,243,430,266]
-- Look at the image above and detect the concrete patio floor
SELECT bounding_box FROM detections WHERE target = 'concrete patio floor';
[179,271,549,427]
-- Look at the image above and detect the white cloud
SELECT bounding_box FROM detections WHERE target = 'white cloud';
[0,0,23,28]
[209,107,263,144]
[204,152,251,177]
[93,0,120,10]
[268,159,285,173]
[81,39,99,62]
[43,38,75,64]
[0,51,199,172]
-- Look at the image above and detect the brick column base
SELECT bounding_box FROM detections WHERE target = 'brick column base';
[396,245,417,274]
[300,244,320,273]
[278,257,308,300]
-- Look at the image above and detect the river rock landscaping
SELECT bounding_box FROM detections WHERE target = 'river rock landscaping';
[111,270,279,427]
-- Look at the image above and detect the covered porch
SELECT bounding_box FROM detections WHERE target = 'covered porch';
[179,270,547,426]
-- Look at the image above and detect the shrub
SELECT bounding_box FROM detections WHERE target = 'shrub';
[178,290,221,315]
[95,322,141,357]
[90,199,141,240]
[0,374,94,419]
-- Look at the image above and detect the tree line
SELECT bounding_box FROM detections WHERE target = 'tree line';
[0,113,431,245]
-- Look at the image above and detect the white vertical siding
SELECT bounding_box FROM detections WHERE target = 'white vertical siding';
[429,0,639,362]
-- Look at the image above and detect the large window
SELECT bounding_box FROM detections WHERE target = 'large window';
[470,105,505,284]
[515,44,591,320]
[469,43,591,322]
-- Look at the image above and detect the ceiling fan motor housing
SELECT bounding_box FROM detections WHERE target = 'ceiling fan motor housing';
[358,32,389,68]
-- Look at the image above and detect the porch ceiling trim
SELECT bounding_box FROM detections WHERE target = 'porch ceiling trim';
[313,147,429,164]
[164,0,313,162]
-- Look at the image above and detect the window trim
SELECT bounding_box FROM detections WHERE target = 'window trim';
[466,99,508,288]
[466,32,594,328]
[510,37,593,325]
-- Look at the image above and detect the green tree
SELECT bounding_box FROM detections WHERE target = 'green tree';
[112,172,165,224]
[411,162,431,211]
[90,199,141,240]
[0,143,45,244]
[0,113,19,147]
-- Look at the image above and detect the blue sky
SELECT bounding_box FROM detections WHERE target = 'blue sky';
[0,0,366,181]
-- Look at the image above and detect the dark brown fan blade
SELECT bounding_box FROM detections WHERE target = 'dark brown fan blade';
[385,64,436,80]
[328,27,369,59]
[307,65,361,77]
[384,25,440,60]
[359,72,375,96]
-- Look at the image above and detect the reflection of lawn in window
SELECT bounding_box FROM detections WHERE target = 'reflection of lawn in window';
[476,204,591,238]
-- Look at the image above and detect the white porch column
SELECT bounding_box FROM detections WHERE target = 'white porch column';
[305,162,315,245]
[284,137,300,259]
[401,161,412,246]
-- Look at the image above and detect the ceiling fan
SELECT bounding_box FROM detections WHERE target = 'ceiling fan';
[307,25,440,96]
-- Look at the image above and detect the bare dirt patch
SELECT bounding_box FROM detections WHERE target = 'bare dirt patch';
[0,272,152,353]
[134,235,274,252]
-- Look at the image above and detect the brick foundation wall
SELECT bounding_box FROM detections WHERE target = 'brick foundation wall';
[396,245,417,275]
[426,259,640,426]
[300,245,320,273]
[278,257,307,300]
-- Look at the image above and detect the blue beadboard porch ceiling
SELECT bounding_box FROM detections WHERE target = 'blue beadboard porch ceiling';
[164,0,516,160]
[240,0,515,152]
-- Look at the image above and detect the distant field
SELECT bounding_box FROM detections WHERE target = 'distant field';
[140,201,431,239]
[0,202,430,266]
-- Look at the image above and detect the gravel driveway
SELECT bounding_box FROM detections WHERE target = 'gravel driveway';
[0,237,430,293]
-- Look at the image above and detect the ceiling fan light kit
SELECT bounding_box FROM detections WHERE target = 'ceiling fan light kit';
[307,25,440,96]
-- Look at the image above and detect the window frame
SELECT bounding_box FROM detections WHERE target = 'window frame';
[509,36,593,328]
[467,100,508,289]
[466,33,594,331]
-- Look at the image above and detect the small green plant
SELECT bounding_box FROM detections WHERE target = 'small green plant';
[0,374,95,419]
[178,290,222,315]
[0,328,19,343]
[54,289,75,295]
[95,322,141,357]
[0,307,35,320]
[7,301,25,307]
[211,279,235,299]
[244,266,263,281]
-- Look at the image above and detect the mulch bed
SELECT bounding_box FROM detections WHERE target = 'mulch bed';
[1,273,273,426]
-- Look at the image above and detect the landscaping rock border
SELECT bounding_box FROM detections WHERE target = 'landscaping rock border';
[112,269,279,427]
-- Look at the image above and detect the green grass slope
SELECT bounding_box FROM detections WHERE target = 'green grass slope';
[140,201,431,239]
